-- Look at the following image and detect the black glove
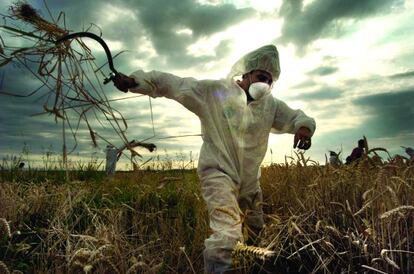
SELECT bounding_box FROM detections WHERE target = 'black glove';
[113,73,138,93]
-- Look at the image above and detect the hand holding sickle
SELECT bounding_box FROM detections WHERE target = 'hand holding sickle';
[55,31,153,152]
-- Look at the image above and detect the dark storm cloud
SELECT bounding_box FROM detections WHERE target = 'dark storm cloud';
[309,66,338,76]
[289,86,343,101]
[123,0,253,68]
[0,61,155,156]
[2,0,254,69]
[277,0,404,49]
[353,88,414,136]
[0,52,194,159]
[292,79,317,89]
[388,70,414,79]
[0,1,330,166]
[0,103,81,155]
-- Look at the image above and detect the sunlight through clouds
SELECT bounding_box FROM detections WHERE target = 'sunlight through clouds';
[1,0,413,166]
[186,17,282,78]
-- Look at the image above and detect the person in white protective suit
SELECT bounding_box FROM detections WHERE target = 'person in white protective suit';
[105,144,119,175]
[329,151,342,167]
[112,45,316,273]
[105,142,132,175]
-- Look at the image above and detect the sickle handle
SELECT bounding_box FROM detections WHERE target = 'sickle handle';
[103,73,116,85]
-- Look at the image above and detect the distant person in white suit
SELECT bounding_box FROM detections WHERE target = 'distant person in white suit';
[329,151,341,167]
[105,144,119,175]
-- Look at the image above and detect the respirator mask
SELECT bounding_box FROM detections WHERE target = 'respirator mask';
[248,82,271,100]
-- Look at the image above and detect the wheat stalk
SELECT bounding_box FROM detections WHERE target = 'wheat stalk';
[354,201,372,216]
[290,221,303,234]
[11,2,67,37]
[0,218,11,240]
[0,261,10,274]
[89,257,120,274]
[380,249,401,271]
[232,241,275,261]
[69,248,92,267]
[391,176,411,189]
[287,238,324,259]
[361,265,388,274]
[385,186,398,206]
[89,244,115,263]
[380,205,414,220]
[83,264,93,274]
[126,261,149,274]
[325,225,341,237]
[214,207,241,223]
[315,220,323,232]
[180,246,196,274]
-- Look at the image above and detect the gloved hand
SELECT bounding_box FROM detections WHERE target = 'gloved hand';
[113,72,138,92]
[294,127,312,150]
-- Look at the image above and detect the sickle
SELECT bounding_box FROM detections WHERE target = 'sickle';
[55,32,118,84]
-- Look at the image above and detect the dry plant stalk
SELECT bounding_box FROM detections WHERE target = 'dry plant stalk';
[380,205,414,220]
[126,261,149,274]
[1,137,413,273]
[214,207,241,223]
[232,241,275,261]
[90,257,120,274]
[0,261,10,274]
[69,245,120,274]
[380,249,401,271]
[0,218,11,240]
[10,2,67,38]
[69,248,92,266]
[1,2,155,165]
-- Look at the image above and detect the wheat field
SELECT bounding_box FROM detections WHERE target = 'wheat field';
[0,156,413,273]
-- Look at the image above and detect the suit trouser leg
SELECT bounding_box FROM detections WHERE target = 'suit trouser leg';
[238,180,264,244]
[200,171,243,273]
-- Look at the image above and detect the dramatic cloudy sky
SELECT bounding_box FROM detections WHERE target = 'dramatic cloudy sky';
[0,0,413,168]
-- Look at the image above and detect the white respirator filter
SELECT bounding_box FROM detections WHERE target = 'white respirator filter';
[248,82,271,100]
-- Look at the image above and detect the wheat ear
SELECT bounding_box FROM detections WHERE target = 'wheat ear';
[232,241,275,261]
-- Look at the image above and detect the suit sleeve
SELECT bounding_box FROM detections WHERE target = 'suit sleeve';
[271,98,316,135]
[128,70,205,116]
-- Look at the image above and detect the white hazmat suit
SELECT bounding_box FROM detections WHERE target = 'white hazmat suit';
[128,45,316,273]
[105,145,118,175]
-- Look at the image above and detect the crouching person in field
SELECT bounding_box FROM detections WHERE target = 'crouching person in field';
[404,147,414,164]
[329,151,342,167]
[112,45,316,273]
[105,141,156,175]
[346,139,365,165]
